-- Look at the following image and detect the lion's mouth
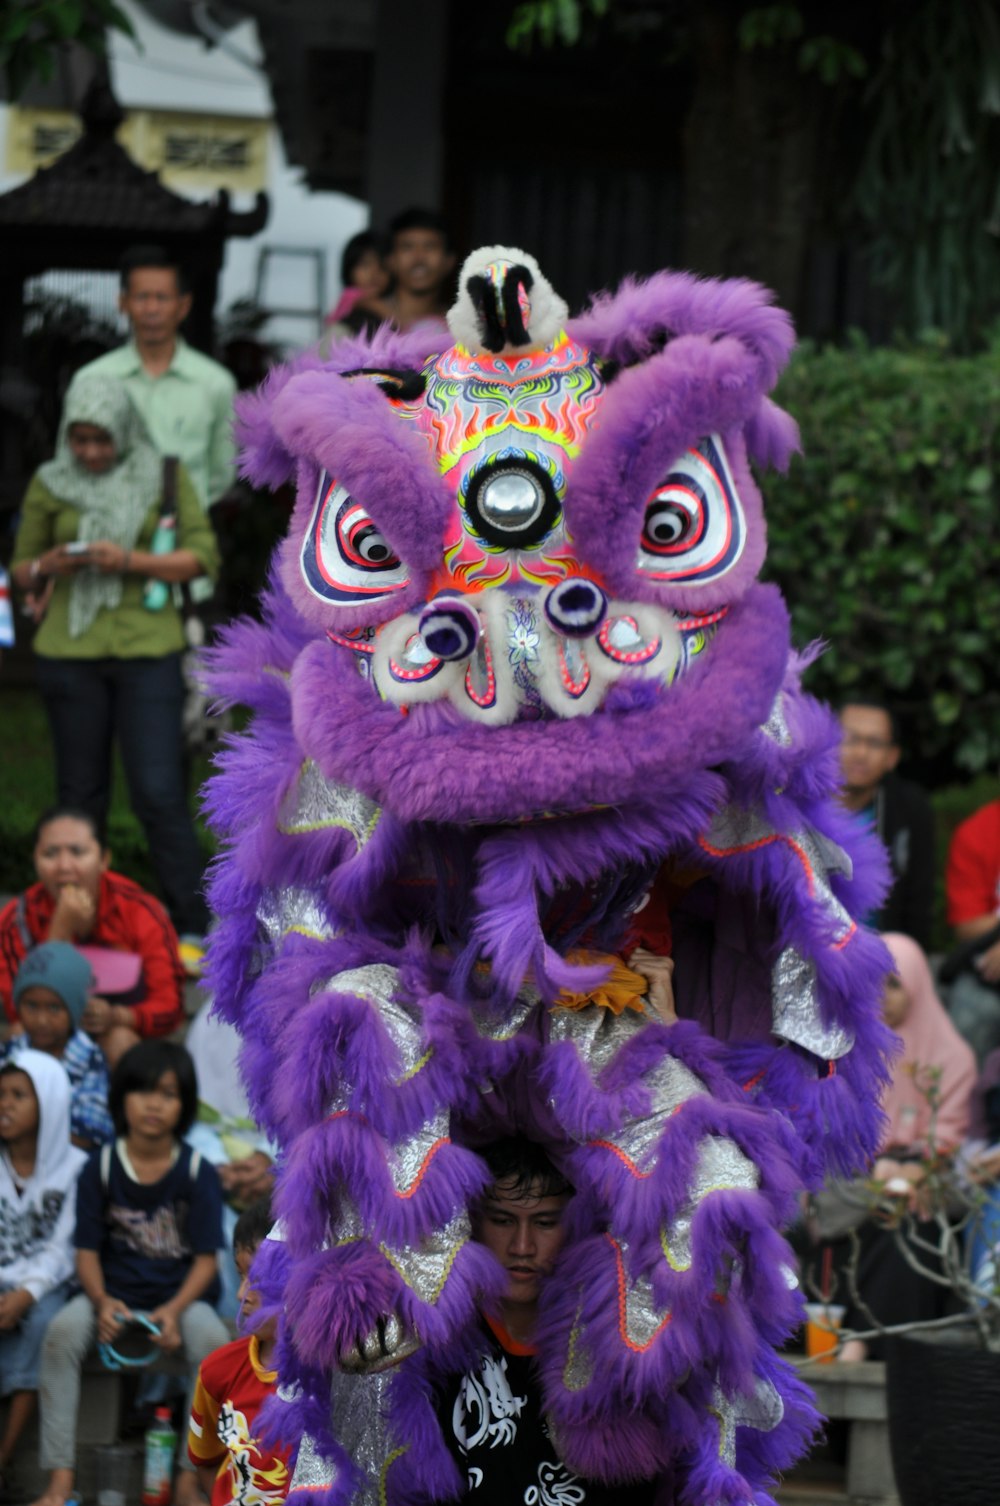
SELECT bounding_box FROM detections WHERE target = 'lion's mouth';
[362,589,726,726]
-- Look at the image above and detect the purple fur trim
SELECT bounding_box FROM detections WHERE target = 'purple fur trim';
[569,271,795,393]
[291,583,790,825]
[233,327,448,491]
[383,1354,467,1505]
[279,1115,487,1252]
[566,338,769,610]
[271,376,453,634]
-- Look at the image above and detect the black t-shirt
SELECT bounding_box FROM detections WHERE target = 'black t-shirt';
[439,1318,657,1505]
[75,1140,222,1309]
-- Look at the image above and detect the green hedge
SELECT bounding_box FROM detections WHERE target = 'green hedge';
[763,331,1000,783]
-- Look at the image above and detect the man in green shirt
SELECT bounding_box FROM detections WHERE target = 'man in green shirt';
[65,246,237,516]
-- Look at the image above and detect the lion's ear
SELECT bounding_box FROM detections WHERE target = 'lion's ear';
[234,358,323,490]
[570,271,796,393]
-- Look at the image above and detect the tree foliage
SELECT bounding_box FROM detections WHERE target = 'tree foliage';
[503,0,1000,349]
[0,0,134,100]
[764,333,1000,782]
[852,0,1000,350]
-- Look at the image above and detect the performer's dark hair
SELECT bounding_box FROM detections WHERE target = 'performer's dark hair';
[234,1195,274,1254]
[479,1136,573,1201]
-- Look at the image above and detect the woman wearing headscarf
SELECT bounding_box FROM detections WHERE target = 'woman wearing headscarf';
[803,932,977,1360]
[11,377,218,950]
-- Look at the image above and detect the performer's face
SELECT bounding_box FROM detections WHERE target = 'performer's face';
[474,1177,568,1307]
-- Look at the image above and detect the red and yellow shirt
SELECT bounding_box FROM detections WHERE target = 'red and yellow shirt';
[188,1334,291,1506]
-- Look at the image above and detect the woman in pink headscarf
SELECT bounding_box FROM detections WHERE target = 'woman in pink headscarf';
[808,933,977,1361]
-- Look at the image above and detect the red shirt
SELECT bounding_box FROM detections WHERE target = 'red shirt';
[0,870,184,1035]
[946,801,1000,928]
[188,1334,291,1506]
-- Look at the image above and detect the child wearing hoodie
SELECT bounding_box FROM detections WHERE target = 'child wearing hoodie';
[0,1050,86,1491]
[5,942,113,1150]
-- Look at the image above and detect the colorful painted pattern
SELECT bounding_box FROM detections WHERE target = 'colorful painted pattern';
[418,336,604,592]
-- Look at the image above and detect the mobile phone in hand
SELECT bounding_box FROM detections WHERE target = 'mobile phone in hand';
[64,541,91,555]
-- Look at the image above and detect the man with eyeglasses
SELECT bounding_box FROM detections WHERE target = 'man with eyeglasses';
[838,699,935,948]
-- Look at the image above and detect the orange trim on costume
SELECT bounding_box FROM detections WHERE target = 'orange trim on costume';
[483,1311,537,1356]
[699,829,815,886]
[698,830,857,950]
[832,923,857,949]
[589,1139,651,1178]
[742,1068,767,1092]
[324,1111,450,1198]
[394,1136,450,1198]
[606,1234,671,1353]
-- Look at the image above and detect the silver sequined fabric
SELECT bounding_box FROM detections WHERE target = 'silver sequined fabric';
[279,758,381,848]
[772,945,854,1058]
[760,692,792,746]
[548,1003,651,1083]
[330,1369,396,1506]
[661,1134,760,1271]
[601,1056,708,1171]
[288,1431,339,1494]
[613,1236,672,1350]
[387,1109,450,1196]
[470,987,541,1041]
[256,885,334,943]
[710,1376,785,1468]
[372,991,432,1083]
[319,963,399,1006]
[379,1210,470,1305]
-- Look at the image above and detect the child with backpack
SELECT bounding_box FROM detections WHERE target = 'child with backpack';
[31,1041,229,1506]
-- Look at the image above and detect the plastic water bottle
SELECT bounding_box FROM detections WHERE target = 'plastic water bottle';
[142,1405,176,1506]
[143,514,176,612]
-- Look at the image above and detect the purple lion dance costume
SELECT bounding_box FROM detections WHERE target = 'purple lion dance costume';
[205,248,895,1505]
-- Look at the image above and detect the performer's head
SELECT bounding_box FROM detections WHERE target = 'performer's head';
[234,1194,277,1338]
[473,1138,573,1316]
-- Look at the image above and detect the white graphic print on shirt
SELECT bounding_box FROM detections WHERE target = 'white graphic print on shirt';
[453,1352,527,1451]
[452,1348,591,1503]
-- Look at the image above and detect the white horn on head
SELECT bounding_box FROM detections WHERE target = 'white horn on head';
[447,245,568,354]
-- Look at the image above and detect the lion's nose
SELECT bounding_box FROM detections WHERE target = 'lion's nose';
[418,596,481,661]
[543,578,608,638]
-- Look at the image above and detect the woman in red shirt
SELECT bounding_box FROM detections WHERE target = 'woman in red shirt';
[0,807,184,1065]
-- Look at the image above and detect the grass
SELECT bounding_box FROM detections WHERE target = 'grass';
[0,688,215,897]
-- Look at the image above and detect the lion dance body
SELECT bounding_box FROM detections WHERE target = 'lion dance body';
[205,249,894,1506]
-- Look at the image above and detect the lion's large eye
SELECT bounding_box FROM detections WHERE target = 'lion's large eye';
[636,434,746,587]
[642,497,700,553]
[339,505,400,569]
[301,473,410,606]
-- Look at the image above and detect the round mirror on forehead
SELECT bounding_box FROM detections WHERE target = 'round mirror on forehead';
[464,457,561,549]
[478,468,546,532]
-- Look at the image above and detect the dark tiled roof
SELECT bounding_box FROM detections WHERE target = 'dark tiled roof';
[0,104,266,238]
